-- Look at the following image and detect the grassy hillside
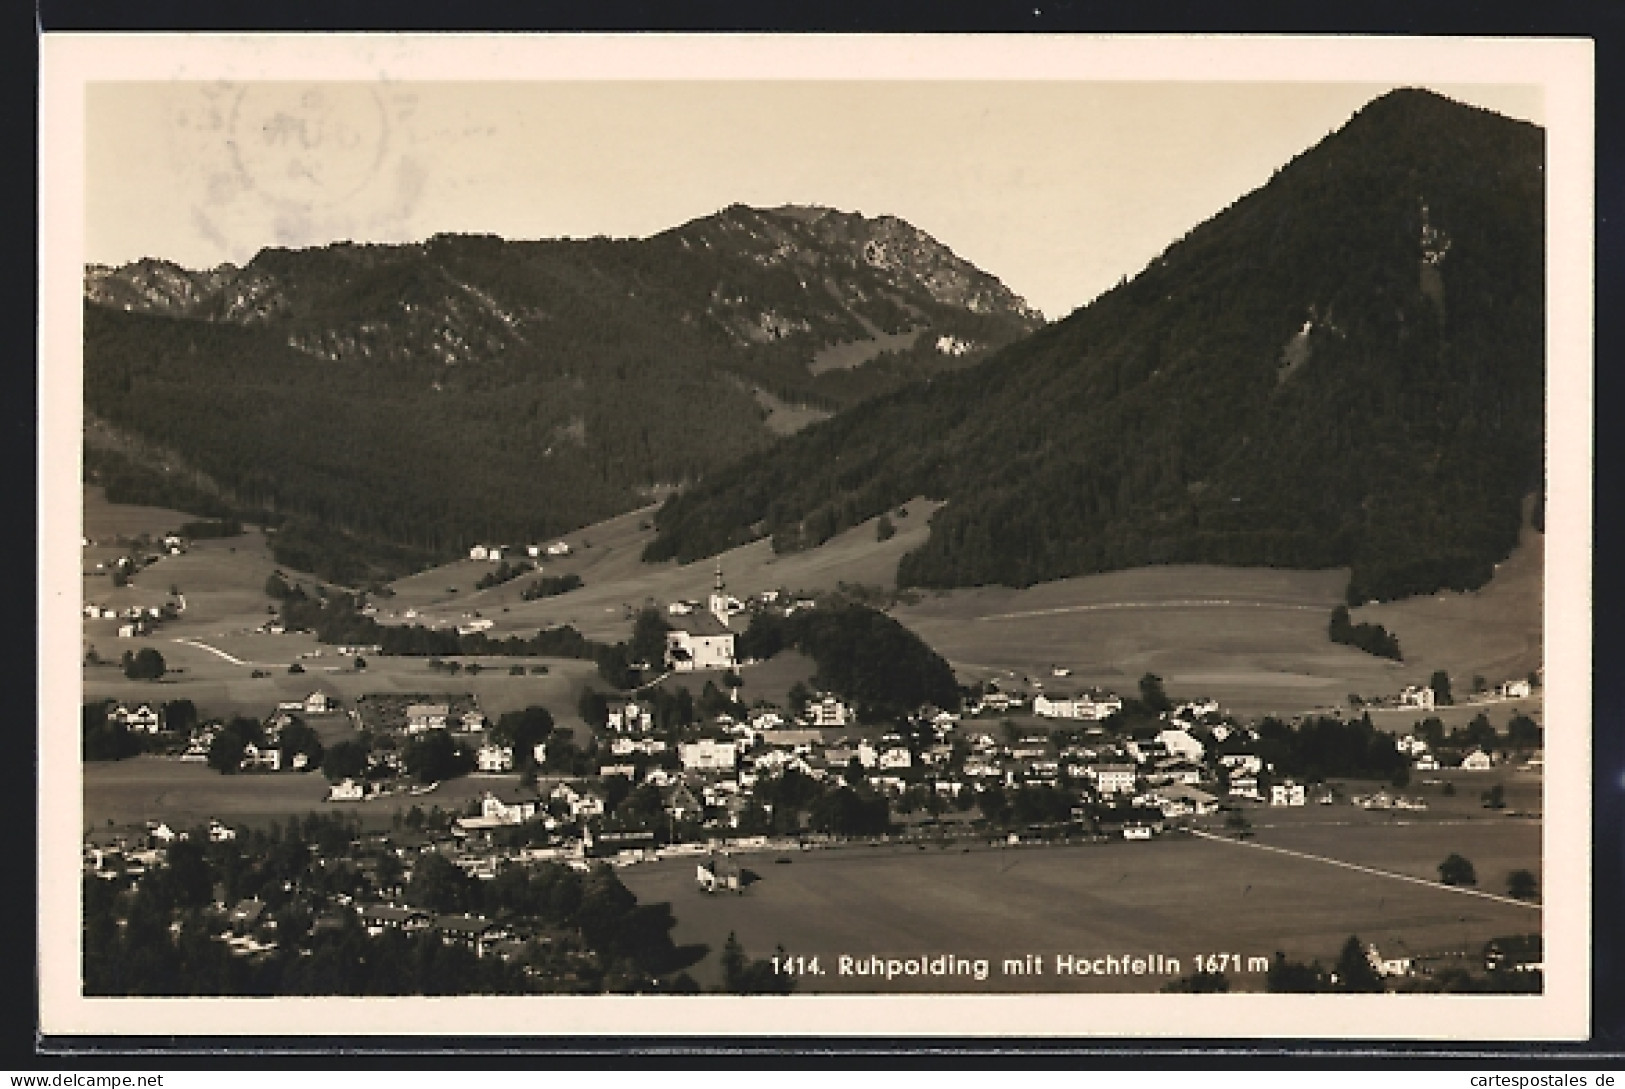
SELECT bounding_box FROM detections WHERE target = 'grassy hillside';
[645,90,1545,607]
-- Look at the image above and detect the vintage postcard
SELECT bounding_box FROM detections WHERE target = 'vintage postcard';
[38,34,1593,1040]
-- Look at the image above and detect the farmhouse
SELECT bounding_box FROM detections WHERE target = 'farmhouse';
[358,904,430,936]
[1399,685,1437,711]
[113,704,161,733]
[476,743,515,773]
[1091,763,1138,796]
[328,778,367,802]
[1501,678,1533,699]
[304,691,333,714]
[1157,728,1205,762]
[1228,773,1261,800]
[680,739,738,772]
[696,854,743,894]
[456,790,538,831]
[1149,783,1220,818]
[1366,943,1413,979]
[1270,781,1307,807]
[1033,693,1121,721]
[1460,749,1494,771]
[405,703,451,733]
[607,701,653,733]
[807,695,853,728]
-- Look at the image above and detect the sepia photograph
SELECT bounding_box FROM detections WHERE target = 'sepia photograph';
[37,34,1593,1040]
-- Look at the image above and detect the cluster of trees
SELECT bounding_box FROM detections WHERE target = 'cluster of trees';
[646,91,1544,609]
[83,701,145,761]
[474,560,534,591]
[736,601,959,719]
[1414,711,1542,753]
[121,647,167,680]
[1328,605,1403,660]
[82,812,746,994]
[738,769,892,838]
[520,573,584,600]
[1250,714,1409,784]
[175,518,242,539]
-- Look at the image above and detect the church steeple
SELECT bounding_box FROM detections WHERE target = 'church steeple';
[709,563,731,628]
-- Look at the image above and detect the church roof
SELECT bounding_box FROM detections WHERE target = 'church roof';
[668,612,731,637]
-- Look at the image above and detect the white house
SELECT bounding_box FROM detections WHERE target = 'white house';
[325,780,364,806]
[476,743,515,773]
[241,743,281,772]
[611,736,668,757]
[679,739,738,772]
[807,695,852,728]
[1399,685,1437,711]
[1091,763,1138,795]
[1033,693,1121,721]
[478,791,536,825]
[1218,752,1264,776]
[607,701,654,733]
[877,747,913,771]
[1366,943,1413,979]
[405,704,450,733]
[1270,781,1307,807]
[545,541,572,557]
[1460,748,1494,771]
[1157,728,1206,763]
[304,691,332,714]
[1228,774,1262,800]
[469,545,490,561]
[1501,678,1533,699]
[550,781,607,819]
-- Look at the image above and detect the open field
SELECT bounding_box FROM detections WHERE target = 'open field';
[81,489,1542,727]
[620,817,1540,993]
[81,487,201,542]
[1353,520,1543,695]
[808,326,921,375]
[889,523,1543,720]
[82,756,333,831]
[85,650,602,724]
[82,757,535,834]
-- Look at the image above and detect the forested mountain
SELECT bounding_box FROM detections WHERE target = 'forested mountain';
[645,90,1546,604]
[83,206,1041,583]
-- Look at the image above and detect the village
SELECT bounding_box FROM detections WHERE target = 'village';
[84,562,1546,978]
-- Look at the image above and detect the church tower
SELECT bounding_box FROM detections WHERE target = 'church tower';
[708,562,731,628]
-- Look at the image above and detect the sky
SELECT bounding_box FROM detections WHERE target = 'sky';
[84,81,1542,321]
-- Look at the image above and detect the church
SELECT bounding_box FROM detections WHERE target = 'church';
[664,564,739,672]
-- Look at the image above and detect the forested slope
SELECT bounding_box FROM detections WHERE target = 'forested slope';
[645,90,1545,604]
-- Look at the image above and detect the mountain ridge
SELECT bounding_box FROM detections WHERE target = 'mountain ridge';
[643,89,1546,605]
[82,205,1043,583]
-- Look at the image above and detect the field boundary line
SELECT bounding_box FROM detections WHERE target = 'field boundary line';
[1188,829,1540,909]
[977,599,1325,622]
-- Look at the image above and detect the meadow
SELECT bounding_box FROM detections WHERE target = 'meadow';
[620,810,1541,993]
[81,756,535,834]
